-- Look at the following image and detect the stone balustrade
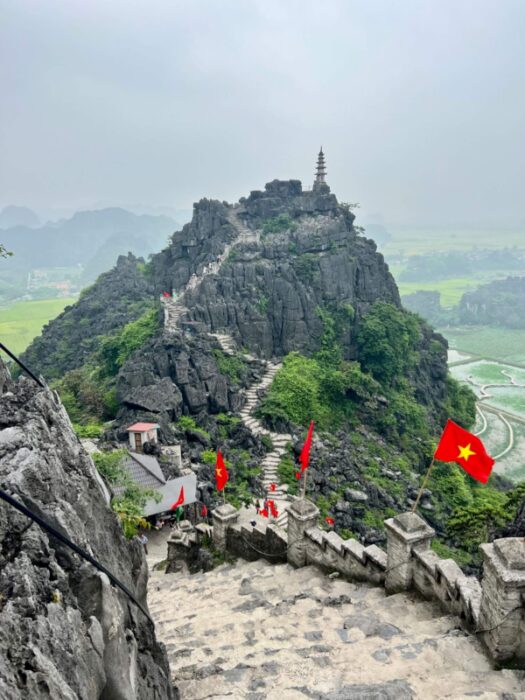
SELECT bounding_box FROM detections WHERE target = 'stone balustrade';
[207,498,525,668]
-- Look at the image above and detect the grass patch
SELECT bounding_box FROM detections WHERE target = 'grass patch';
[0,297,76,355]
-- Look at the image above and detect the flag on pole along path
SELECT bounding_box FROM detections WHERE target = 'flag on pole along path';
[170,485,185,510]
[299,421,314,473]
[434,419,495,483]
[215,449,229,491]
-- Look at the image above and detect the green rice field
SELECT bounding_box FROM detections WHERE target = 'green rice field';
[440,327,525,366]
[0,298,75,355]
[381,227,525,256]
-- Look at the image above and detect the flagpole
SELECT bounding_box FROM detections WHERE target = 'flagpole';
[302,468,308,500]
[412,458,435,513]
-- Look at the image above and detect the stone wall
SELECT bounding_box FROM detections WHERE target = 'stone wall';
[207,498,525,669]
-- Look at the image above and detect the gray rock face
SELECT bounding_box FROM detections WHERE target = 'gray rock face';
[0,360,174,699]
[116,333,259,426]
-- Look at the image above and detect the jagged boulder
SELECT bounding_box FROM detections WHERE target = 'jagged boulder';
[0,360,174,699]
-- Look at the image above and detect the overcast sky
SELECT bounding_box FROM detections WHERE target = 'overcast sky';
[1,0,524,227]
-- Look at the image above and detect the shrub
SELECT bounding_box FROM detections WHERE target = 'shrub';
[92,450,159,538]
[261,214,297,236]
[73,422,104,439]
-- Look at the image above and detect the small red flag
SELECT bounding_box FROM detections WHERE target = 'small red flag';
[215,449,229,491]
[325,516,334,526]
[434,419,495,484]
[201,504,208,518]
[162,291,171,298]
[270,483,276,492]
[260,508,269,518]
[170,485,185,510]
[295,472,301,480]
[270,502,279,518]
[299,421,314,472]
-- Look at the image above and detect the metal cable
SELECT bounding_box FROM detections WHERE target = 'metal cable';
[0,342,45,388]
[0,488,153,624]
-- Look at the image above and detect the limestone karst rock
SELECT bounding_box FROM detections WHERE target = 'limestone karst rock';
[0,360,174,699]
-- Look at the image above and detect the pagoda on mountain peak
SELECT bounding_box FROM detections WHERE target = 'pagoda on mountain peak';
[313,147,330,193]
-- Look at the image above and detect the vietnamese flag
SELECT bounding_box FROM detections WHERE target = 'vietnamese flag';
[434,419,495,483]
[299,421,314,473]
[170,485,185,510]
[215,450,229,491]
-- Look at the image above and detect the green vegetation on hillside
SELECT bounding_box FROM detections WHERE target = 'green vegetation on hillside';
[0,297,76,355]
[54,306,160,425]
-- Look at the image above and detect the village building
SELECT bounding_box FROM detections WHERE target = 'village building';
[126,421,159,452]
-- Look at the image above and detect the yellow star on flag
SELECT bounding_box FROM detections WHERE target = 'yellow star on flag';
[216,468,222,476]
[457,443,476,461]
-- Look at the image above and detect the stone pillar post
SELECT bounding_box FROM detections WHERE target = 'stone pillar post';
[479,538,525,665]
[166,529,192,574]
[212,503,239,551]
[287,499,320,568]
[384,512,435,593]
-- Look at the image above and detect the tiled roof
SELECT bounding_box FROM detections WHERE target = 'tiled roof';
[126,422,159,432]
[113,453,165,496]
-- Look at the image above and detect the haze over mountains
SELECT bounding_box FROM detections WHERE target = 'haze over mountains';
[0,206,177,302]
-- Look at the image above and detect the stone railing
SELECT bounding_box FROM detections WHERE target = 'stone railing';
[211,503,287,564]
[207,498,525,668]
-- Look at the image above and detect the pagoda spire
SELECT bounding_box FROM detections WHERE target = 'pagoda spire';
[313,147,329,192]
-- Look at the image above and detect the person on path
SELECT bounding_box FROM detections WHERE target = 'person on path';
[255,499,261,515]
[138,533,148,554]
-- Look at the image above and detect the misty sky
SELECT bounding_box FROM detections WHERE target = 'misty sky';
[1,0,524,227]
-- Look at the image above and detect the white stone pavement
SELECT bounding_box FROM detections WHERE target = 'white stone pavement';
[147,557,523,699]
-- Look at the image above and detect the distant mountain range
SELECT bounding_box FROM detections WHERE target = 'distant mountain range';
[0,205,40,229]
[0,207,177,301]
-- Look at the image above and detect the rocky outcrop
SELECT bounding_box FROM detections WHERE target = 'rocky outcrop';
[20,253,154,380]
[0,359,174,699]
[459,276,525,329]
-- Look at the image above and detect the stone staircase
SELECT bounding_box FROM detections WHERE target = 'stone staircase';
[148,558,522,699]
[239,363,293,529]
[161,208,293,528]
[161,207,253,336]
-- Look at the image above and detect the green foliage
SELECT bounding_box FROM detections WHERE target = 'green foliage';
[339,529,358,540]
[92,450,160,538]
[431,540,472,567]
[0,243,12,258]
[261,214,298,236]
[356,301,420,386]
[54,366,115,424]
[277,455,299,496]
[99,306,159,377]
[177,415,198,431]
[261,434,274,451]
[447,489,508,555]
[294,254,318,283]
[176,415,211,439]
[257,295,269,313]
[93,449,129,483]
[213,349,248,386]
[73,422,104,438]
[201,449,217,465]
[444,376,476,428]
[224,450,260,508]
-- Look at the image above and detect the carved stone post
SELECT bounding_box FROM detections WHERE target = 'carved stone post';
[384,512,435,593]
[212,503,239,551]
[287,499,319,568]
[479,538,525,665]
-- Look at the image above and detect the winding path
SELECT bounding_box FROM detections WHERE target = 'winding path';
[161,208,292,529]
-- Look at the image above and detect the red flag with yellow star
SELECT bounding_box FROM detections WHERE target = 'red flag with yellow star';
[215,449,229,491]
[434,419,495,483]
